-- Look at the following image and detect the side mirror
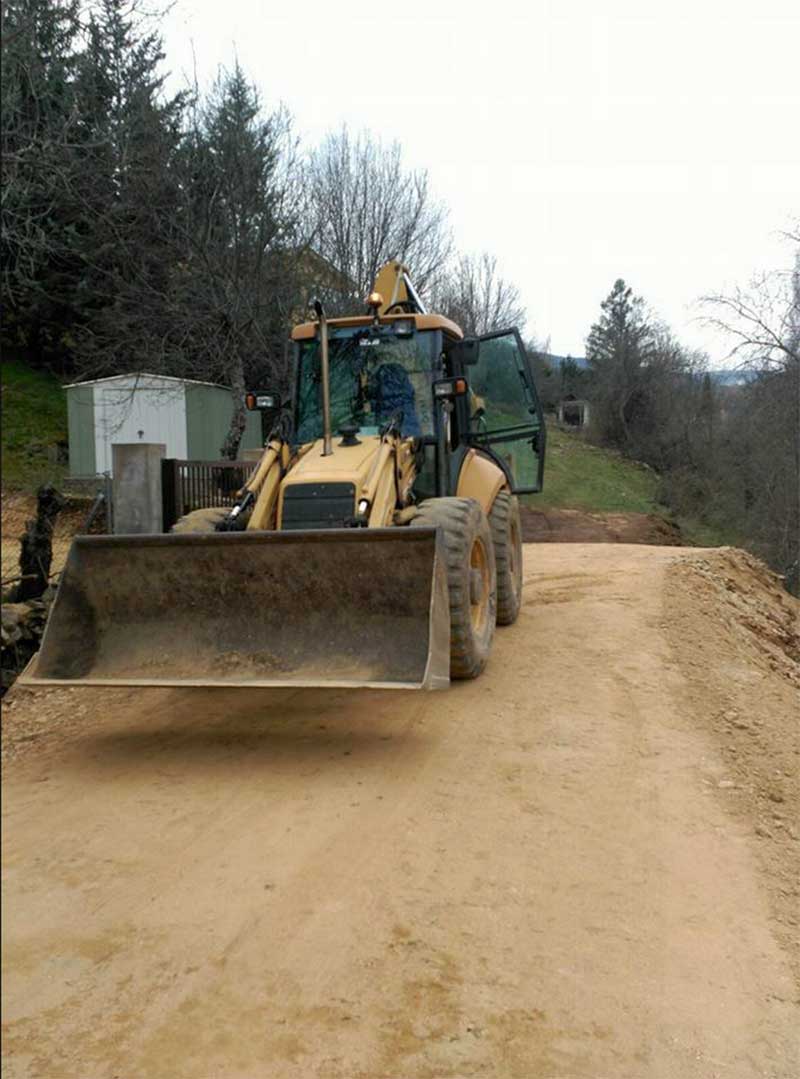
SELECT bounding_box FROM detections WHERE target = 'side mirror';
[245,391,280,411]
[246,391,284,444]
[445,337,480,367]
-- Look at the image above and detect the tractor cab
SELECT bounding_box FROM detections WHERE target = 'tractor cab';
[288,312,545,500]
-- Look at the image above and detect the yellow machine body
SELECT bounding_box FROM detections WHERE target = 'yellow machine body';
[21,262,522,693]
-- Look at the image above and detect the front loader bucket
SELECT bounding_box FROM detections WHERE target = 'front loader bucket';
[19,529,451,691]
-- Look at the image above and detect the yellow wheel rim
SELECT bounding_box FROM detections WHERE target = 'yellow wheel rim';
[469,538,490,633]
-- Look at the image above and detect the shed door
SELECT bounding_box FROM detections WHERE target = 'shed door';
[95,380,188,475]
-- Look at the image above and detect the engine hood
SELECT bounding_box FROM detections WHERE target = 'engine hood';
[285,435,382,488]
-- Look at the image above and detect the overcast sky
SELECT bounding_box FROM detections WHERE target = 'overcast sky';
[160,0,799,362]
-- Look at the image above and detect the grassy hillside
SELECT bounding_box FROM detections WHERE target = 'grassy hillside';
[530,426,663,513]
[525,425,732,548]
[1,360,68,490]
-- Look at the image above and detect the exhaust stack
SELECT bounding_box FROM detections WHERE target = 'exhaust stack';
[313,299,333,456]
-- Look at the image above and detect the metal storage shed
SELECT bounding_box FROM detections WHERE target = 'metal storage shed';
[65,372,263,477]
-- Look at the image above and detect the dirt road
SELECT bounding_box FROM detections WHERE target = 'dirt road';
[3,544,799,1079]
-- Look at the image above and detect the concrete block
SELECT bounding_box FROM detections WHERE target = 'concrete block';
[112,444,166,534]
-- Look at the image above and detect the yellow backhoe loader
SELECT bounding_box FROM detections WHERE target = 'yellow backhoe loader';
[22,262,546,691]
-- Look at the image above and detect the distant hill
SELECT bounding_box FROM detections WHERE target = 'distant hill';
[708,368,752,386]
[536,355,750,386]
[534,352,589,370]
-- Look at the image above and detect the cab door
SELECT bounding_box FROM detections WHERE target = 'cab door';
[467,328,546,494]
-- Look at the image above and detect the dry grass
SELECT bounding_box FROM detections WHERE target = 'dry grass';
[1,492,91,585]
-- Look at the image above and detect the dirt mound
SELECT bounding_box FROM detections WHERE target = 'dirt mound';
[520,506,682,545]
[671,547,799,683]
[664,548,800,986]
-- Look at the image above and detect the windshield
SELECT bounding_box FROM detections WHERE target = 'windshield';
[295,327,437,443]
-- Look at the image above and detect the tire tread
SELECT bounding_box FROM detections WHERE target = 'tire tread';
[489,490,523,625]
[411,497,496,678]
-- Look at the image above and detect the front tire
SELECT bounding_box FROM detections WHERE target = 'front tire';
[489,490,523,625]
[411,497,497,679]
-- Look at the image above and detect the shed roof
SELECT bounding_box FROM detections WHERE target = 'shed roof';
[63,372,232,391]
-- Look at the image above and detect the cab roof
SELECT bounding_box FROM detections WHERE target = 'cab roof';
[291,312,464,342]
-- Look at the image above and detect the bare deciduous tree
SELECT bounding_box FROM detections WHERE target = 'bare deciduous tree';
[304,127,452,307]
[430,252,526,336]
[701,276,799,370]
[699,233,800,588]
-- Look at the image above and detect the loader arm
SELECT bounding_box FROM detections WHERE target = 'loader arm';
[372,261,427,316]
[244,441,286,531]
[216,439,284,531]
[219,437,303,533]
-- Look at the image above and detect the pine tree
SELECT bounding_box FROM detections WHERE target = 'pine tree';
[171,63,301,456]
[68,0,186,375]
[1,0,83,366]
[1,0,188,375]
[585,279,655,448]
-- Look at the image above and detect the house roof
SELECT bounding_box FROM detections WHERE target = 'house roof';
[293,245,357,292]
[63,372,232,391]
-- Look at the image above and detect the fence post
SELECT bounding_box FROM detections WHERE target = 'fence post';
[161,459,179,533]
[111,444,165,534]
[103,471,114,534]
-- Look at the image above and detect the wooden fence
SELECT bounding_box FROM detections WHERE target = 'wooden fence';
[161,459,252,532]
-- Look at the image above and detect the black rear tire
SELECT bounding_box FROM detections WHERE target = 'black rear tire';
[170,507,230,533]
[489,490,523,625]
[411,497,496,679]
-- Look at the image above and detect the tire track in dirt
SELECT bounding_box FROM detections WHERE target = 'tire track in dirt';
[2,544,798,1078]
